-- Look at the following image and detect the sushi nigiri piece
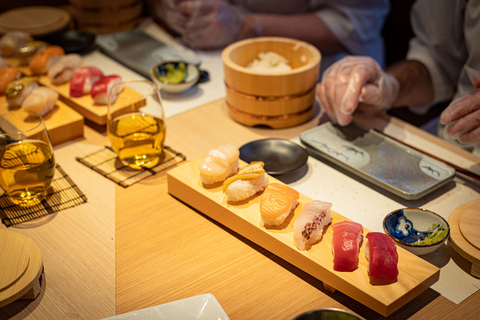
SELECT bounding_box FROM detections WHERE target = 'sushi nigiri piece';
[6,76,39,108]
[29,45,65,75]
[14,41,48,66]
[90,75,123,105]
[365,232,398,284]
[294,200,332,250]
[48,54,83,85]
[0,57,10,69]
[223,161,268,203]
[260,183,299,226]
[69,66,104,97]
[332,221,363,272]
[22,87,59,115]
[0,66,21,95]
[198,143,239,185]
[0,31,32,56]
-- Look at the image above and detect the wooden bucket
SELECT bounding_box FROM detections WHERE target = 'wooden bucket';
[222,37,321,128]
[68,0,142,34]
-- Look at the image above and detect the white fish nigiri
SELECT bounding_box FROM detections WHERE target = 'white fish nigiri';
[48,54,83,85]
[90,75,123,105]
[69,66,104,97]
[22,87,58,115]
[0,31,32,56]
[198,143,239,185]
[294,200,333,250]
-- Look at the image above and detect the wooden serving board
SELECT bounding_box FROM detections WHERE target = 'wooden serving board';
[0,95,84,146]
[448,200,480,277]
[38,76,145,126]
[0,230,43,308]
[167,159,440,317]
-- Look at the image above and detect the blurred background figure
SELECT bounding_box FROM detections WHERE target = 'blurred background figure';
[317,0,480,148]
[145,0,390,74]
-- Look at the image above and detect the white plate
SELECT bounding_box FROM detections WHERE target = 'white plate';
[102,294,229,320]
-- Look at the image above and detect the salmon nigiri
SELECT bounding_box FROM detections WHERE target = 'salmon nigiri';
[29,45,65,75]
[332,221,363,272]
[0,66,21,94]
[365,232,398,284]
[260,183,299,226]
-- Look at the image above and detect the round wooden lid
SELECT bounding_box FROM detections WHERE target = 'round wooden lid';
[448,200,480,268]
[0,6,71,36]
[0,230,43,308]
[459,201,480,250]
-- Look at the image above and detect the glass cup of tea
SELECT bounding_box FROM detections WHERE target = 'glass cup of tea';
[107,79,167,170]
[0,110,56,206]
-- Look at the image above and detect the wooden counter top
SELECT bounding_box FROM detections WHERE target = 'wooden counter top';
[1,97,479,319]
[115,99,480,319]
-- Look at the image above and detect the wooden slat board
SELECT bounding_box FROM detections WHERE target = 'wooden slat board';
[38,76,145,125]
[167,159,440,317]
[0,95,84,146]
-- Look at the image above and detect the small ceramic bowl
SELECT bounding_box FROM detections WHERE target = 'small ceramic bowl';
[292,308,364,320]
[383,208,450,256]
[150,60,200,94]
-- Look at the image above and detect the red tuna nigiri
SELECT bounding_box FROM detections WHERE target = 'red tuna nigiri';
[365,232,398,283]
[70,66,104,97]
[332,221,363,272]
[90,75,123,105]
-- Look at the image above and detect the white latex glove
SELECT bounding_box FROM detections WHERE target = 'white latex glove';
[440,88,480,144]
[317,56,400,126]
[147,0,189,35]
[176,0,261,49]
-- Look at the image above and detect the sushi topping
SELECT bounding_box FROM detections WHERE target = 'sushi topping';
[222,161,265,191]
[15,41,48,58]
[6,76,39,99]
[302,210,327,240]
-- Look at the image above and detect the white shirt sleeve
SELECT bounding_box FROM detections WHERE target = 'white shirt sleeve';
[406,0,469,109]
[314,0,389,68]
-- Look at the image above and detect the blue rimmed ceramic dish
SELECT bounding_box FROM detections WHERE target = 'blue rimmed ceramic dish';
[383,208,450,256]
[150,60,200,94]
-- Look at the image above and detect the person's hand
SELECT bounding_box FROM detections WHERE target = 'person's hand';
[440,88,480,144]
[147,0,189,35]
[175,0,261,49]
[317,56,400,126]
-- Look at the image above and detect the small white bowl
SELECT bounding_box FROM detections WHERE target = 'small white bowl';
[150,60,200,94]
[383,208,450,256]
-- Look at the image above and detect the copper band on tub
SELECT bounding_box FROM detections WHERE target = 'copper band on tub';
[225,83,316,102]
[226,101,313,120]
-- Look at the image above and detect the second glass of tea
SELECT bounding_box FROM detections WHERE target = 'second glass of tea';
[107,80,166,170]
[0,110,55,206]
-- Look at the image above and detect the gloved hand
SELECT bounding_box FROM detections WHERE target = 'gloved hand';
[174,0,262,49]
[317,56,400,126]
[147,0,189,35]
[440,88,480,144]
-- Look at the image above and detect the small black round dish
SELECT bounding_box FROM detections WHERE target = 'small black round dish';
[239,138,309,175]
[43,30,96,55]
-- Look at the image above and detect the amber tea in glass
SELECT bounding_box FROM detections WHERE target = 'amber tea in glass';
[107,80,166,169]
[0,110,55,206]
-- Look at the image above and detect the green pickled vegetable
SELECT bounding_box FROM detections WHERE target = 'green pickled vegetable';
[414,223,448,246]
[156,63,187,84]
